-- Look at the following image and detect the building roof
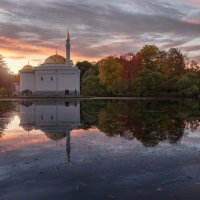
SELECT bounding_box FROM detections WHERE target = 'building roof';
[22,64,33,70]
[43,54,66,64]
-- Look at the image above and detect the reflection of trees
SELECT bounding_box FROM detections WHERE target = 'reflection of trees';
[80,100,200,147]
[80,100,107,129]
[0,101,15,138]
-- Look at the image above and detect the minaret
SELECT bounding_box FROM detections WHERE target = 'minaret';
[66,131,71,164]
[66,30,71,66]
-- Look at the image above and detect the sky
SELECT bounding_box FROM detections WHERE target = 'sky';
[0,0,200,73]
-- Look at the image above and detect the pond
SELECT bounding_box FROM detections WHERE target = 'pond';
[0,99,200,200]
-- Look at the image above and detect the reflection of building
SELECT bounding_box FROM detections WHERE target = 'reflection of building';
[20,101,80,163]
[19,31,80,96]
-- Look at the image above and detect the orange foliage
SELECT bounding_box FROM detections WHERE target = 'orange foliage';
[117,53,142,81]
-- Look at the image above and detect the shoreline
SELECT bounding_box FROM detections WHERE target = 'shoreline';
[0,96,199,101]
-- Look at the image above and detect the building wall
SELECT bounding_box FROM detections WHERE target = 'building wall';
[58,72,80,92]
[20,102,80,131]
[35,71,57,92]
[20,66,80,96]
[20,72,35,92]
[20,103,35,125]
[58,103,80,124]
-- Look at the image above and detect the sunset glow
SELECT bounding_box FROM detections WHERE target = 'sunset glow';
[1,0,200,73]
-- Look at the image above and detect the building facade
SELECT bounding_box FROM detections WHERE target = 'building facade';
[20,32,80,96]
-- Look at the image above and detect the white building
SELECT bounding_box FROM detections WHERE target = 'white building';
[20,31,80,96]
[20,101,80,134]
[20,100,81,163]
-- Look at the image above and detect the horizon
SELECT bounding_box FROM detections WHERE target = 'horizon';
[1,0,200,73]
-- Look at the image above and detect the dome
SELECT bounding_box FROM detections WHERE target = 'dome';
[44,54,66,64]
[44,131,66,141]
[21,125,34,131]
[22,64,33,70]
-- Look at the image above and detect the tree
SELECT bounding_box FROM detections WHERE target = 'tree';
[98,56,123,95]
[81,76,107,96]
[76,61,95,81]
[118,53,142,80]
[0,87,7,96]
[0,55,7,68]
[156,50,168,73]
[166,48,186,77]
[118,53,142,95]
[140,45,160,70]
[188,60,200,74]
[175,72,200,97]
[134,69,165,96]
[0,55,13,93]
[82,65,99,81]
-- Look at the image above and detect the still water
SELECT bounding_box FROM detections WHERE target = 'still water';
[1,100,200,200]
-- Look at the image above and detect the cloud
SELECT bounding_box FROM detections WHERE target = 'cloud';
[181,45,200,52]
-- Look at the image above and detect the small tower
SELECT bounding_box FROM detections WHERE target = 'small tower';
[66,131,71,164]
[66,30,71,66]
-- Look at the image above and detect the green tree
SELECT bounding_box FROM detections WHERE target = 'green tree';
[81,76,107,96]
[134,69,165,96]
[175,72,200,97]
[76,61,95,81]
[166,48,186,77]
[98,56,123,95]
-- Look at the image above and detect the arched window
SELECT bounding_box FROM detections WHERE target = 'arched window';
[51,77,53,81]
[41,77,43,81]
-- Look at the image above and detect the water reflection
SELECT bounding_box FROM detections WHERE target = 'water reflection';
[0,101,15,138]
[1,100,200,148]
[80,100,200,146]
[19,101,80,163]
[1,100,200,200]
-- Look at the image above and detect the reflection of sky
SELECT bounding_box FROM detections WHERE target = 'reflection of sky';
[2,104,200,200]
[1,109,200,157]
[1,0,200,73]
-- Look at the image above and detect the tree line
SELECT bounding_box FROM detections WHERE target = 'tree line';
[80,100,200,147]
[0,55,19,96]
[77,45,200,97]
[1,99,199,146]
[1,44,200,97]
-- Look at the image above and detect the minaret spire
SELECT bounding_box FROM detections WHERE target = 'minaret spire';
[67,30,70,40]
[66,29,71,66]
[66,131,71,165]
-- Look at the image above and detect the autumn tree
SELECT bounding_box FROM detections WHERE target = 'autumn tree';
[118,53,142,80]
[0,55,13,94]
[140,45,160,70]
[118,53,142,95]
[98,56,123,95]
[188,60,200,74]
